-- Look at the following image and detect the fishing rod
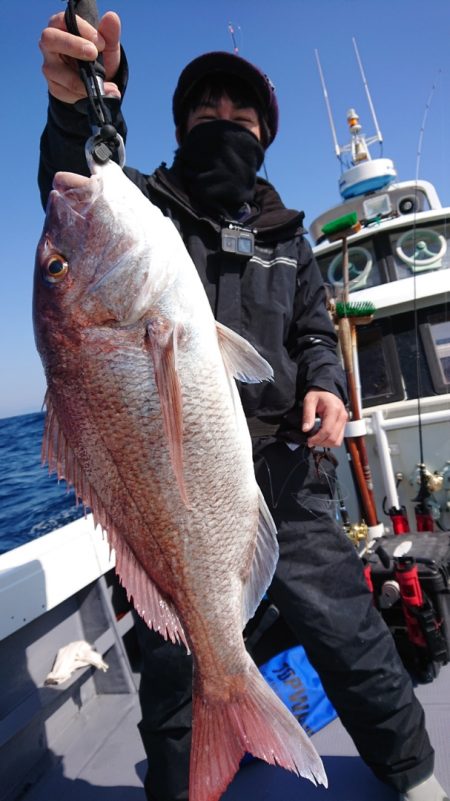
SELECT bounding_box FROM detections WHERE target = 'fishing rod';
[322,212,382,538]
[226,20,270,183]
[227,21,241,54]
[411,70,443,532]
[64,0,125,166]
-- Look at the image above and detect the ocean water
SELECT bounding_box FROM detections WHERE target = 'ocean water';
[0,412,84,554]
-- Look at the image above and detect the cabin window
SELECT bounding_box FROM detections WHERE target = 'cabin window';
[355,323,404,406]
[420,314,450,393]
[316,239,382,293]
[390,224,450,279]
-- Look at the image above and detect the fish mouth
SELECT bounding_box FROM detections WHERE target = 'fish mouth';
[53,172,91,192]
[50,171,102,218]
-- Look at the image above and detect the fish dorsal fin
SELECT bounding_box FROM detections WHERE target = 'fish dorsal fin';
[145,320,189,507]
[242,489,279,626]
[216,322,273,384]
[42,394,189,650]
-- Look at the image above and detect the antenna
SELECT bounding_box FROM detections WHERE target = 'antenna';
[315,49,341,159]
[316,43,385,164]
[352,38,383,145]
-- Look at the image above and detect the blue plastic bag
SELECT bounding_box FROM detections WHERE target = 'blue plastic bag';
[259,645,337,735]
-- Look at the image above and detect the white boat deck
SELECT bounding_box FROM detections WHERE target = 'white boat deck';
[18,664,450,801]
[1,522,448,801]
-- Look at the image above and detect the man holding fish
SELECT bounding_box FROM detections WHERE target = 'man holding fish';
[36,8,447,801]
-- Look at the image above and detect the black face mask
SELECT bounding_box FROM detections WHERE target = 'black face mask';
[174,120,265,218]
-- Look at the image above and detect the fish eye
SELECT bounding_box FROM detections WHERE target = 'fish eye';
[43,254,69,284]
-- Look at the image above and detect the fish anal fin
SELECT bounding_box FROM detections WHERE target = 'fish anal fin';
[108,527,189,650]
[216,321,273,384]
[190,662,327,801]
[146,319,189,507]
[242,489,279,625]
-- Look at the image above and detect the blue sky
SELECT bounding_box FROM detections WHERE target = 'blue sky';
[1,0,450,419]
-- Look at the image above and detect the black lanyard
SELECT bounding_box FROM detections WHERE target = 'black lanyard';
[64,0,123,165]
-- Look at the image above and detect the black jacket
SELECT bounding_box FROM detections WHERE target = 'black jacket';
[38,91,347,438]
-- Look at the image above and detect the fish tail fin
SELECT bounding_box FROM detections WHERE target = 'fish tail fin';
[189,661,327,801]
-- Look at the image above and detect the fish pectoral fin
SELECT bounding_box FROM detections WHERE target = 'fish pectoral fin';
[242,489,279,625]
[216,322,273,384]
[145,320,189,507]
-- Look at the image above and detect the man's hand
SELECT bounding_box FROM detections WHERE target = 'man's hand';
[302,389,348,448]
[39,11,122,103]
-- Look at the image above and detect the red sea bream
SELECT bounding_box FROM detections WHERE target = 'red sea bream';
[33,158,327,801]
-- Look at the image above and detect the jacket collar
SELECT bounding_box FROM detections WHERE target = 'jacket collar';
[149,163,306,238]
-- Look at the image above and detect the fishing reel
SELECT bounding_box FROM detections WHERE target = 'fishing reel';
[345,521,369,548]
[409,464,444,495]
[408,463,445,523]
[441,462,450,511]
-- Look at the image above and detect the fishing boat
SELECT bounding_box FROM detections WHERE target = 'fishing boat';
[311,56,450,541]
[310,46,450,627]
[1,46,449,801]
